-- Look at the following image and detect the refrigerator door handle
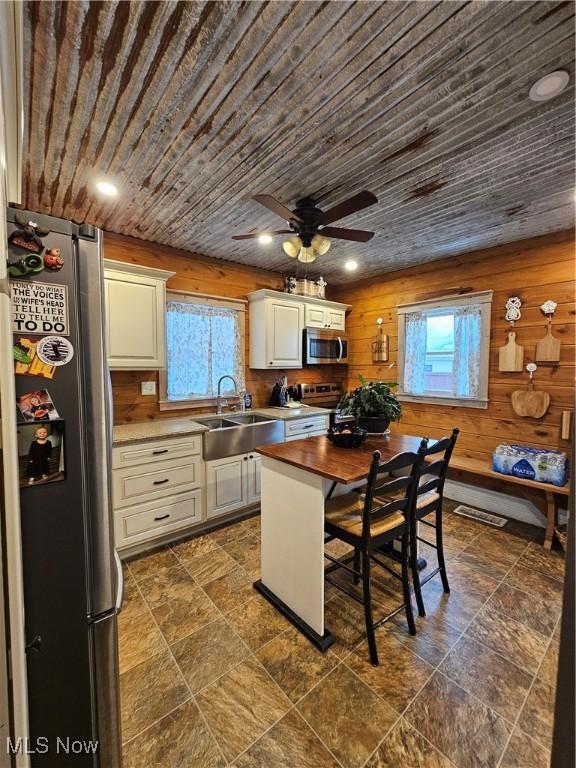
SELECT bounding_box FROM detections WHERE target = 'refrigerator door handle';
[76,231,117,616]
[114,550,124,613]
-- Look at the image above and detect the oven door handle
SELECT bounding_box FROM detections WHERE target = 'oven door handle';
[337,337,343,361]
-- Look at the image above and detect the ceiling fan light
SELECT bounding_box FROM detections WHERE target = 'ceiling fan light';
[282,236,302,258]
[312,234,331,255]
[297,246,316,264]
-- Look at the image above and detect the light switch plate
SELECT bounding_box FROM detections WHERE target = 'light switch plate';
[141,381,156,396]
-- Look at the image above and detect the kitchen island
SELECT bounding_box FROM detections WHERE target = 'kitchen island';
[255,433,426,650]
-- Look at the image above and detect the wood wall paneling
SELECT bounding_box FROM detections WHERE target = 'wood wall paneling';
[332,231,575,464]
[105,233,342,424]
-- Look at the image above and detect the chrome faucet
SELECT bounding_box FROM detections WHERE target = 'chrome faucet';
[217,375,239,415]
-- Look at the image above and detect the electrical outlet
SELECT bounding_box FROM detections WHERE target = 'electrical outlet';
[141,381,156,396]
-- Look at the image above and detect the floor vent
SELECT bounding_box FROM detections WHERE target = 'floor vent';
[453,504,507,527]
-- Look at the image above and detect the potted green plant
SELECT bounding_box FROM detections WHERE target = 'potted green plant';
[337,375,402,434]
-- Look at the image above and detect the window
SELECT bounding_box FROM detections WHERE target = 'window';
[397,291,492,408]
[159,292,245,409]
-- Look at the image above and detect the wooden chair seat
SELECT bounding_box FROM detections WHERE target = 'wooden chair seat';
[324,493,405,537]
[415,489,440,509]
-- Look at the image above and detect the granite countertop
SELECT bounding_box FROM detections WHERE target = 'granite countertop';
[112,406,333,446]
[251,406,333,421]
[113,418,209,446]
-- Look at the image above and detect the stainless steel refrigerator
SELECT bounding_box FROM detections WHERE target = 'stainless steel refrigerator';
[7,207,122,767]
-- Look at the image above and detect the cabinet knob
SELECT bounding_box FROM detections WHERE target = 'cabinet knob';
[243,456,248,461]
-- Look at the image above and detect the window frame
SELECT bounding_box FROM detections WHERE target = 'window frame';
[397,290,493,409]
[158,290,247,411]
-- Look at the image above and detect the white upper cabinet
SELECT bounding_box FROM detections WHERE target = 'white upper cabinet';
[304,304,345,330]
[267,299,304,367]
[104,260,175,370]
[249,295,304,368]
[247,290,349,369]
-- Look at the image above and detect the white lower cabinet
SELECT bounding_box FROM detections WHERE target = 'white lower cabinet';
[247,453,261,504]
[112,434,205,551]
[206,452,261,519]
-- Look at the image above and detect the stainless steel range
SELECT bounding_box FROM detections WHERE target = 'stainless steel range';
[298,381,355,426]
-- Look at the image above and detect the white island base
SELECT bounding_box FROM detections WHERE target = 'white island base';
[253,456,336,650]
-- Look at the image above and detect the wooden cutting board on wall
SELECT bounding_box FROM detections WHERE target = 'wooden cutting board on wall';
[498,331,524,372]
[535,324,561,363]
[511,382,550,418]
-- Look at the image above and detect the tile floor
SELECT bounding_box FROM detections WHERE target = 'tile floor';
[119,501,564,768]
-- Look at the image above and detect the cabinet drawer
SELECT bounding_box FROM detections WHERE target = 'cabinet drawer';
[284,416,329,438]
[284,430,328,442]
[113,457,202,508]
[115,490,203,548]
[113,435,201,469]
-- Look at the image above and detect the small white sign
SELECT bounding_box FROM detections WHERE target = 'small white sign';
[36,336,75,367]
[10,280,69,336]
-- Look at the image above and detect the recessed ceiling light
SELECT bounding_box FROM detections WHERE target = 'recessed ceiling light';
[529,70,569,102]
[95,179,118,197]
[258,233,273,245]
[344,260,358,272]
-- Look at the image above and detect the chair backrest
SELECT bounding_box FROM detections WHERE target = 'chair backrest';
[361,444,427,541]
[418,428,459,501]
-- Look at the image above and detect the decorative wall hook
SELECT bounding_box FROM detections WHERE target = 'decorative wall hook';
[540,300,557,318]
[505,296,522,325]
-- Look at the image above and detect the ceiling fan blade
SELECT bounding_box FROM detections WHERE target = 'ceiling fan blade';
[232,229,292,240]
[319,226,375,243]
[253,194,303,223]
[318,190,378,225]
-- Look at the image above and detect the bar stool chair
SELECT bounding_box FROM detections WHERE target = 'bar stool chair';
[323,446,426,665]
[409,428,459,617]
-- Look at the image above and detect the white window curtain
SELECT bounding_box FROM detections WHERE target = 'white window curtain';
[403,311,427,395]
[166,299,244,401]
[453,304,482,398]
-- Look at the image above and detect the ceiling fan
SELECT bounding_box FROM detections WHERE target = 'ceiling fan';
[232,190,377,263]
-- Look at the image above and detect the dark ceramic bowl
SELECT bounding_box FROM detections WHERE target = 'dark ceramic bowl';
[327,425,367,449]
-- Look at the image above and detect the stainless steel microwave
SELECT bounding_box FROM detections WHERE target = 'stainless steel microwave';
[303,328,348,364]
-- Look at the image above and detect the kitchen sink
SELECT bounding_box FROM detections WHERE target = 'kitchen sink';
[196,417,238,430]
[226,413,274,425]
[194,414,284,461]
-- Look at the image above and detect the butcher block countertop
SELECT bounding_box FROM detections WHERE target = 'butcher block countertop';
[256,433,428,485]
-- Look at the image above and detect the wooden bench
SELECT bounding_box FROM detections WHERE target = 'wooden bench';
[438,455,570,550]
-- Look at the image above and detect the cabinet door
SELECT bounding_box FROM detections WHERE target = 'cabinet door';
[266,300,303,367]
[206,455,248,519]
[326,308,346,330]
[104,272,166,369]
[246,454,261,504]
[304,304,327,328]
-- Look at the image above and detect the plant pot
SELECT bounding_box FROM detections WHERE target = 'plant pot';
[357,416,391,434]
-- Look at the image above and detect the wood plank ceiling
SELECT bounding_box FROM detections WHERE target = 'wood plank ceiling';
[22,0,575,283]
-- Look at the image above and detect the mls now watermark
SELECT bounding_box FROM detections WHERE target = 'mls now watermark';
[6,737,99,755]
